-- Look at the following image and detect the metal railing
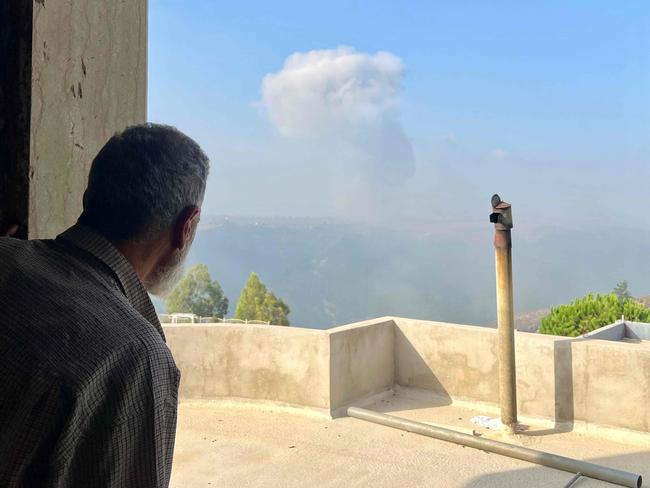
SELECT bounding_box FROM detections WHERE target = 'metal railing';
[159,314,269,325]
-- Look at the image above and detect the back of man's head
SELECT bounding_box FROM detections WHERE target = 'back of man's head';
[80,123,209,242]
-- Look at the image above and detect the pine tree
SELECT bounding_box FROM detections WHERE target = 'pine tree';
[262,291,291,326]
[234,272,267,321]
[235,272,290,326]
[613,281,632,302]
[539,292,650,337]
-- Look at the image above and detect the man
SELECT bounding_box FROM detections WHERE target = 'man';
[0,124,209,487]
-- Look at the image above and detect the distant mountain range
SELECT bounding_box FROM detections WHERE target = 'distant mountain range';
[156,216,650,330]
[636,295,650,308]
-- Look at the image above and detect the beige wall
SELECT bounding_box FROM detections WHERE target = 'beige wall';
[329,319,394,415]
[29,0,147,238]
[394,319,650,432]
[514,332,560,420]
[165,319,650,432]
[165,324,331,411]
[571,339,650,432]
[394,319,498,404]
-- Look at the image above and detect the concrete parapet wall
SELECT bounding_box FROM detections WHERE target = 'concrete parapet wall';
[394,319,498,403]
[329,319,394,414]
[581,321,626,341]
[515,332,563,420]
[570,339,650,432]
[165,324,330,411]
[164,318,650,432]
[625,321,650,340]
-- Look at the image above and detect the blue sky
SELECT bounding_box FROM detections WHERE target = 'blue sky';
[149,1,649,232]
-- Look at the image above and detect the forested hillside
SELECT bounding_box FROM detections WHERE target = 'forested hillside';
[161,217,650,330]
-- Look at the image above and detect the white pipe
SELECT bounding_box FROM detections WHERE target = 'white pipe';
[347,407,641,488]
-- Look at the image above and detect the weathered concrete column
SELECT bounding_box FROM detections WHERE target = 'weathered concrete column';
[0,0,147,239]
[489,194,517,430]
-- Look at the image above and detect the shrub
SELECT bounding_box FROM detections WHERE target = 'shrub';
[539,293,650,337]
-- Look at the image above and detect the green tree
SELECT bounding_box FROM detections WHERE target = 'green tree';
[235,272,290,326]
[539,293,650,337]
[166,264,228,318]
[234,272,267,321]
[261,291,291,326]
[613,280,632,302]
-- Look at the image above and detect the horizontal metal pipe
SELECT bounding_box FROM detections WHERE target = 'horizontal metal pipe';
[347,407,641,488]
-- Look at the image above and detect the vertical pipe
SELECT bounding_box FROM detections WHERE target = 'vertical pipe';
[494,229,517,428]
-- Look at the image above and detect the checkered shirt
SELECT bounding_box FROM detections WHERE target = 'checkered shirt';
[0,224,180,487]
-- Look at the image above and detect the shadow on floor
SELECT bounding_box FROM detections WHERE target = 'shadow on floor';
[367,387,452,415]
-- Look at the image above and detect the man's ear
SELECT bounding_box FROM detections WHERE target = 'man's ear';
[172,205,201,251]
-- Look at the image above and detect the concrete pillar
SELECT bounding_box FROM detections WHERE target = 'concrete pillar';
[0,0,147,239]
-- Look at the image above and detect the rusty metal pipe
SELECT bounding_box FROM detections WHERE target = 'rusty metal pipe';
[490,194,517,429]
[495,228,517,428]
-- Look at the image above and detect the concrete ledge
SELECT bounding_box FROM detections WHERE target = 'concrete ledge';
[329,318,395,415]
[394,318,497,403]
[165,323,330,410]
[581,321,626,341]
[164,318,650,433]
[625,321,650,340]
[571,338,650,432]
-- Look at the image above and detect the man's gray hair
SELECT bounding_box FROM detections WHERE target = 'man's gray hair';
[80,123,209,241]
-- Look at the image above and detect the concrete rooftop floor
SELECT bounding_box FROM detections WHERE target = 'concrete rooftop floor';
[170,390,649,488]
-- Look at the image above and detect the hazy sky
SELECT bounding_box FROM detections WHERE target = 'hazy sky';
[149,1,650,233]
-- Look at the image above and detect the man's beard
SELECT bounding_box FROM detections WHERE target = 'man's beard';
[143,245,190,298]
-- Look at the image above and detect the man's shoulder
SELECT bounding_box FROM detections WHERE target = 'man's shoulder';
[2,303,172,382]
[0,237,171,386]
[0,235,55,261]
[0,236,105,294]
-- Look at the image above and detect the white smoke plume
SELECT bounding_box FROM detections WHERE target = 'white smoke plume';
[261,47,415,184]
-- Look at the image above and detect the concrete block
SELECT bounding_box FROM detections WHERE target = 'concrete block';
[329,318,395,415]
[1,0,147,238]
